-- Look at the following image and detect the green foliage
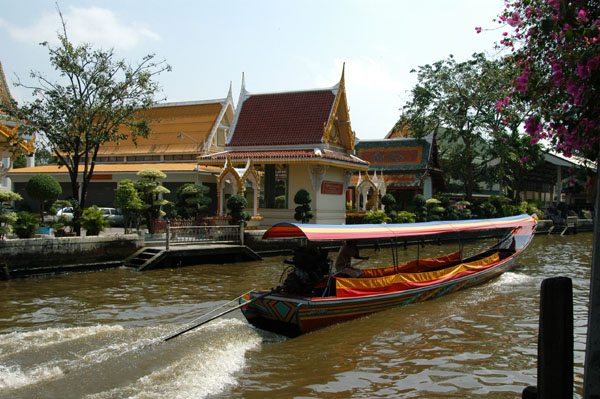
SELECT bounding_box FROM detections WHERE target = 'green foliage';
[0,210,18,238]
[135,168,171,233]
[46,215,71,237]
[114,179,143,233]
[11,212,40,238]
[345,213,368,224]
[275,195,286,209]
[478,201,498,218]
[413,194,428,222]
[25,174,62,221]
[381,193,396,214]
[398,53,521,200]
[226,194,251,226]
[364,210,390,224]
[293,189,313,223]
[137,168,167,180]
[0,13,170,235]
[173,183,211,220]
[394,211,416,224]
[80,206,109,236]
[0,190,23,204]
[413,194,426,207]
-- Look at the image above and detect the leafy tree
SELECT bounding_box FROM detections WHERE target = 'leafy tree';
[173,183,211,220]
[35,148,57,165]
[496,1,600,392]
[226,194,251,226]
[134,168,171,234]
[398,53,519,200]
[0,9,170,235]
[293,189,314,223]
[114,179,143,233]
[25,173,62,223]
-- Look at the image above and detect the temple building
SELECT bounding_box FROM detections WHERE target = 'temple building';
[352,132,445,209]
[1,62,35,193]
[198,68,369,225]
[8,87,235,210]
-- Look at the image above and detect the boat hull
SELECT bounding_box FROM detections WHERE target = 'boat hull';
[241,254,518,337]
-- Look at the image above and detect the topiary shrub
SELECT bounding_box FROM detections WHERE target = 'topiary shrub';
[227,194,251,226]
[173,183,212,220]
[381,193,396,215]
[293,189,313,223]
[25,174,62,223]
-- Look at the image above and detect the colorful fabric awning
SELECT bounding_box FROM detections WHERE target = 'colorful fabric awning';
[262,214,537,241]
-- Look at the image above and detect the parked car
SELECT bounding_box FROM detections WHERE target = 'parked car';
[56,207,74,221]
[99,207,124,227]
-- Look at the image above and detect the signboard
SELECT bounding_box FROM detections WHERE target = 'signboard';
[90,174,113,181]
[321,181,344,195]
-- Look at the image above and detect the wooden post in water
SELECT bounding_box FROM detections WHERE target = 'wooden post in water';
[523,277,573,399]
[239,221,244,246]
[166,219,170,251]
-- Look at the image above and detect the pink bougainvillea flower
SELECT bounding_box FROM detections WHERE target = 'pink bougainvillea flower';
[475,26,482,34]
[521,156,529,162]
[507,12,523,27]
[495,100,503,112]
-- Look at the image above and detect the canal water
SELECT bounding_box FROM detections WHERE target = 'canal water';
[0,233,593,398]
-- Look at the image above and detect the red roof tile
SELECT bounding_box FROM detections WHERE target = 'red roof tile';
[229,90,335,146]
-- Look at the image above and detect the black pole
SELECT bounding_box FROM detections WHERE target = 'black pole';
[162,290,274,342]
[523,277,573,398]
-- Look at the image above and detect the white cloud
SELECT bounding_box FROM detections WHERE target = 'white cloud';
[3,6,159,50]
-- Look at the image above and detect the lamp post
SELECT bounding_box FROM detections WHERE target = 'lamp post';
[177,132,200,183]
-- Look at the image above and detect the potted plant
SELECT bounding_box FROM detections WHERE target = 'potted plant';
[80,206,109,236]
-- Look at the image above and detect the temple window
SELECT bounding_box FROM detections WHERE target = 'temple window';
[127,155,161,162]
[164,154,196,161]
[96,156,125,163]
[259,164,288,209]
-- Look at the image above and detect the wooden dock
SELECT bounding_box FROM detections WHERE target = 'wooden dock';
[124,243,262,271]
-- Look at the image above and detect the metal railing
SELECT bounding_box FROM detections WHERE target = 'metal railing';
[166,220,244,249]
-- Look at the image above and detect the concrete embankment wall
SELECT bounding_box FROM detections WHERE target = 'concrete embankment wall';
[1,234,144,279]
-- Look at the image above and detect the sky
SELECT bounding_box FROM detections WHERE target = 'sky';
[1,0,506,141]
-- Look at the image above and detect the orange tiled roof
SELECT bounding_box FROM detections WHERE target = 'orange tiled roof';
[7,162,221,175]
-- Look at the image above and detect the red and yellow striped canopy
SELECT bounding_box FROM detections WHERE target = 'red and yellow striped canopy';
[262,214,537,241]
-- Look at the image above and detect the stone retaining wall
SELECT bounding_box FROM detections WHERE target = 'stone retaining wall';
[1,234,143,279]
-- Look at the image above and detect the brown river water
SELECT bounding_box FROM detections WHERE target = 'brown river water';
[0,233,593,398]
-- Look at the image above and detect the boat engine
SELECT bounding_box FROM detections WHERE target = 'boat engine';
[282,246,330,296]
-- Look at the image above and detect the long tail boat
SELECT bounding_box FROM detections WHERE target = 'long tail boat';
[240,214,537,337]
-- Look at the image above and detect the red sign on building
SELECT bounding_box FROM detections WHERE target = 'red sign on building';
[321,181,344,195]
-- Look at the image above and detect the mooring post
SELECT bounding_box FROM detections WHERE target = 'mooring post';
[523,276,573,398]
[166,219,170,251]
[239,221,244,246]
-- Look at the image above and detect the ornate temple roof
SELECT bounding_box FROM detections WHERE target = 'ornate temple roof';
[200,67,367,170]
[353,134,442,188]
[229,89,335,146]
[98,86,235,157]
